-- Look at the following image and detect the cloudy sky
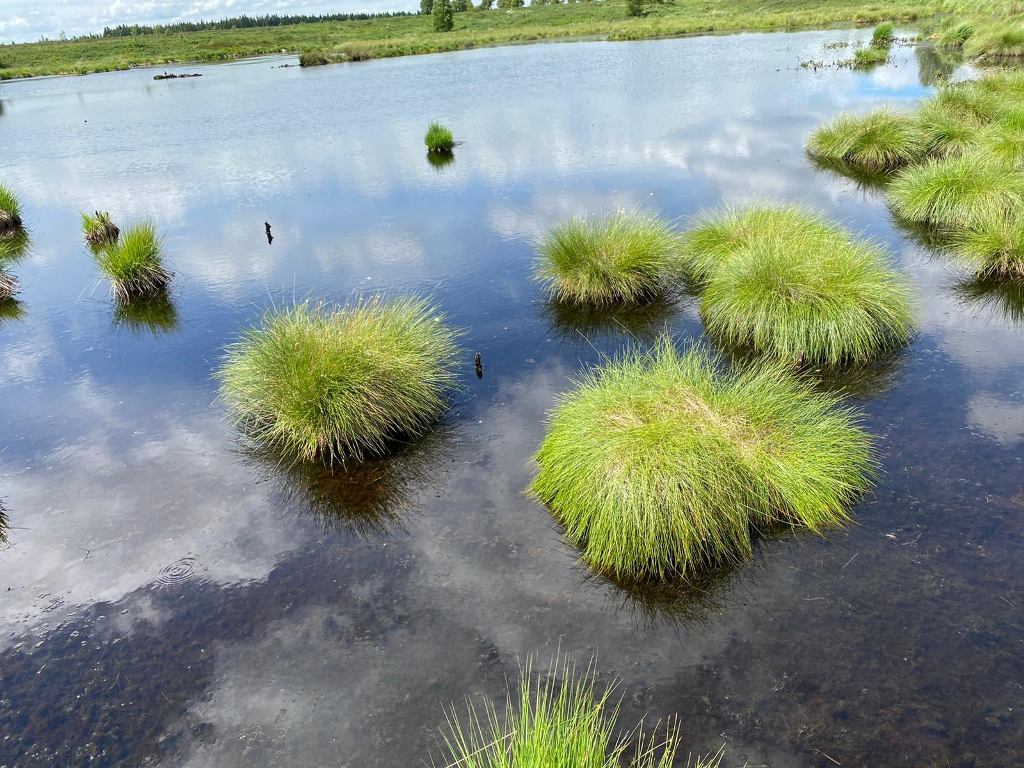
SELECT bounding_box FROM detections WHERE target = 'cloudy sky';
[0,0,418,43]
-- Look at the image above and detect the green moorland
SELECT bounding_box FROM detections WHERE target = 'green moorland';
[0,0,1006,81]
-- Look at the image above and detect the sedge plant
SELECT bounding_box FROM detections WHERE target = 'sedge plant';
[81,210,120,248]
[425,122,455,154]
[94,221,169,300]
[0,184,23,235]
[532,342,874,582]
[218,296,459,464]
[436,654,720,768]
[887,152,1024,228]
[537,211,680,306]
[806,108,927,172]
[950,210,1024,278]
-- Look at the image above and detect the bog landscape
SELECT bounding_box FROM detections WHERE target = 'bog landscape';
[0,1,1022,766]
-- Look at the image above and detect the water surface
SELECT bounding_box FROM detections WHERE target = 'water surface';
[0,31,1021,768]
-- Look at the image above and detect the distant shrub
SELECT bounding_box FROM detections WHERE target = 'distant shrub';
[420,0,434,14]
[478,0,494,8]
[498,0,524,8]
[433,0,454,31]
[452,0,470,10]
[298,50,329,67]
[626,0,644,17]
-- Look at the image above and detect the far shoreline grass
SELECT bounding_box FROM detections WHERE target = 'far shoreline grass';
[0,1,975,81]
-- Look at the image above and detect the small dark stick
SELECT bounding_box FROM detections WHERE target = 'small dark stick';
[264,221,273,245]
[474,352,483,379]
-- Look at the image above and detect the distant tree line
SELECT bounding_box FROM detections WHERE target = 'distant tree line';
[101,12,415,37]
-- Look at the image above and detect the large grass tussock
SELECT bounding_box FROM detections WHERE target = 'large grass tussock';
[682,205,914,364]
[218,297,459,464]
[806,108,926,171]
[425,122,454,154]
[532,343,874,582]
[537,211,680,306]
[0,184,23,234]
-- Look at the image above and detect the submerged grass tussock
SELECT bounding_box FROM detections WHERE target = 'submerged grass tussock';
[81,210,120,248]
[0,184,23,234]
[94,221,170,300]
[218,297,459,464]
[806,108,927,171]
[437,655,717,768]
[537,211,680,307]
[887,152,1024,228]
[532,343,874,582]
[425,122,455,154]
[682,205,914,365]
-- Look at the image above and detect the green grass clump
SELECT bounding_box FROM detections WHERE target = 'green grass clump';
[218,297,459,464]
[425,121,455,154]
[951,211,1024,278]
[887,152,1024,228]
[81,210,120,248]
[537,211,680,306]
[929,82,1004,125]
[936,21,974,48]
[853,44,888,68]
[94,221,169,300]
[298,50,331,67]
[872,22,895,46]
[914,98,979,158]
[532,343,873,581]
[977,110,1024,166]
[964,23,1024,60]
[0,184,23,234]
[699,227,915,365]
[437,655,717,768]
[807,108,926,171]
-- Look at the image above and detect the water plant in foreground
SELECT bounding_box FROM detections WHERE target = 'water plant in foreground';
[94,221,170,300]
[0,184,23,235]
[425,122,454,154]
[81,210,120,248]
[436,654,720,768]
[806,108,926,172]
[871,22,895,47]
[887,152,1024,228]
[537,211,679,306]
[218,297,459,464]
[694,209,915,365]
[532,343,873,581]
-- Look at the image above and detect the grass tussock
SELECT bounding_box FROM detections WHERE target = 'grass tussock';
[853,44,888,69]
[532,342,874,581]
[887,152,1024,228]
[81,210,120,248]
[94,221,169,300]
[537,211,680,307]
[950,210,1024,278]
[0,272,16,301]
[437,654,720,768]
[0,184,23,235]
[964,23,1024,61]
[218,296,459,464]
[806,108,926,172]
[681,205,914,365]
[871,22,895,46]
[425,121,455,154]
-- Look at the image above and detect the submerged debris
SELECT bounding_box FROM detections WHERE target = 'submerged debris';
[265,221,273,245]
[153,72,203,80]
[474,352,483,379]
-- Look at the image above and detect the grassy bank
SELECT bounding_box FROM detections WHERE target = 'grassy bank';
[0,0,979,81]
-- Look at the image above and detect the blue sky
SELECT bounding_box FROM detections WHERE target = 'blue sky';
[0,0,418,43]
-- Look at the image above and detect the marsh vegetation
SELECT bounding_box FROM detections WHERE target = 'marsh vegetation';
[93,221,170,300]
[536,211,679,307]
[218,297,459,464]
[532,343,873,582]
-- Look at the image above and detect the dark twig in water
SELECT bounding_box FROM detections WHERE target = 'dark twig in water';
[474,352,483,379]
[265,221,273,245]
